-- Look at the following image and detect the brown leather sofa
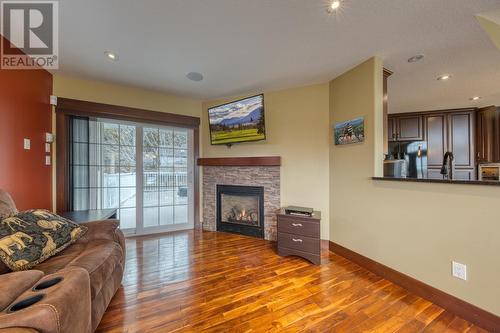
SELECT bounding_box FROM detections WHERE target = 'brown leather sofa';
[0,190,125,333]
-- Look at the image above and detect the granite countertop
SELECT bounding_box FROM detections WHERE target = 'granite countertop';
[372,177,500,186]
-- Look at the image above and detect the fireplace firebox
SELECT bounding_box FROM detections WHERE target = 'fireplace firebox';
[216,185,264,238]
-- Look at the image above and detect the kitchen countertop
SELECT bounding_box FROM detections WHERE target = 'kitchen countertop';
[372,177,500,186]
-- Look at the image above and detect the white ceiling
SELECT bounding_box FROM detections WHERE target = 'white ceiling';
[56,0,500,111]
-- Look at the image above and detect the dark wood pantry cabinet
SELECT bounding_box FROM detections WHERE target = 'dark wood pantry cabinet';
[476,106,500,163]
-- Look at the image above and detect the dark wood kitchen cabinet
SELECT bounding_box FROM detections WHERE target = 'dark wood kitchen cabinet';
[425,114,448,169]
[398,115,423,141]
[477,106,500,163]
[448,112,475,169]
[388,115,423,141]
[423,109,476,179]
[388,108,477,179]
[388,117,396,142]
[389,108,477,179]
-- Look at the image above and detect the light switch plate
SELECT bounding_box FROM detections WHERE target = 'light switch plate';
[24,139,31,150]
[45,143,51,153]
[45,132,54,143]
[452,261,467,281]
[45,156,51,166]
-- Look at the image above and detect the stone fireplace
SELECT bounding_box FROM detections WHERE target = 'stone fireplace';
[199,157,281,241]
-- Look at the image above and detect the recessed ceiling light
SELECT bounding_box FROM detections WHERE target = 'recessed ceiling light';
[327,0,341,13]
[437,74,451,81]
[408,54,424,63]
[470,96,481,101]
[104,51,118,61]
[186,72,204,82]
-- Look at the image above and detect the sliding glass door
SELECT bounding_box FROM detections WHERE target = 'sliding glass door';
[139,125,193,234]
[71,117,194,235]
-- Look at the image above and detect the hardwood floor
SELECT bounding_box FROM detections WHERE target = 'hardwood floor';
[97,231,487,332]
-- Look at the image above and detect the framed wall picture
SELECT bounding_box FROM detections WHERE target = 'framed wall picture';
[334,116,365,145]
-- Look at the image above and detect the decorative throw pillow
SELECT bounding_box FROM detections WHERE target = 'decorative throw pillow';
[0,209,87,271]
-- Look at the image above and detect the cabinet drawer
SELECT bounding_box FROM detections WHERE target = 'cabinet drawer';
[278,217,319,238]
[278,232,320,254]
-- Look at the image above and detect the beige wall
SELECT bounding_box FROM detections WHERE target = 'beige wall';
[477,14,500,52]
[51,75,202,210]
[330,57,500,316]
[202,83,331,239]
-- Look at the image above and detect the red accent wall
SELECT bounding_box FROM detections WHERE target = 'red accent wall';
[0,55,53,210]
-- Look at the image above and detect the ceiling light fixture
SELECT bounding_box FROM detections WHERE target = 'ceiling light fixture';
[437,74,451,81]
[408,54,424,63]
[470,96,481,101]
[104,51,118,61]
[186,72,204,82]
[327,0,341,13]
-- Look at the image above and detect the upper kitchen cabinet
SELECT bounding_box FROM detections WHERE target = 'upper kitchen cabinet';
[388,114,423,141]
[477,106,500,163]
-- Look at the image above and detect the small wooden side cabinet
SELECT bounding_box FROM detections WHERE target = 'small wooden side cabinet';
[277,210,321,265]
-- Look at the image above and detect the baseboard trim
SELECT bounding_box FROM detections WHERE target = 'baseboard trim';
[321,240,329,251]
[329,241,500,332]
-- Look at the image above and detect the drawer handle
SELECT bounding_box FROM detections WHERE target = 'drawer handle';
[292,238,303,243]
[291,223,303,227]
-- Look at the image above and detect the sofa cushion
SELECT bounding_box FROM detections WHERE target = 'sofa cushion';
[34,241,88,274]
[0,210,87,271]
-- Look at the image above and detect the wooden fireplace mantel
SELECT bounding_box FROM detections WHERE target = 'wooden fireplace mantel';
[197,156,281,167]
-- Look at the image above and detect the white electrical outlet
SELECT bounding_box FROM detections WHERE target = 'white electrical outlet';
[45,156,51,166]
[452,261,467,281]
[23,138,31,150]
[45,143,51,153]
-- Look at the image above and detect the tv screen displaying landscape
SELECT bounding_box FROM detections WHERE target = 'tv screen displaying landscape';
[208,94,266,145]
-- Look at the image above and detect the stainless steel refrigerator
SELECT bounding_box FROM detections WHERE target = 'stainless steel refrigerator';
[387,141,427,179]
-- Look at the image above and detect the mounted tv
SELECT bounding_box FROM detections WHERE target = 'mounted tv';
[208,94,266,146]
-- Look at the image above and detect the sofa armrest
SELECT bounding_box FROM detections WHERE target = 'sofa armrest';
[80,219,120,242]
[0,271,44,311]
[0,268,92,333]
[80,219,126,265]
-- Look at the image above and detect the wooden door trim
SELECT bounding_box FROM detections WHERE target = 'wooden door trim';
[56,98,200,128]
[383,68,393,153]
[55,112,71,212]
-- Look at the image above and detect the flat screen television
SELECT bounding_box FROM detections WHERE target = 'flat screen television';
[208,94,266,145]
